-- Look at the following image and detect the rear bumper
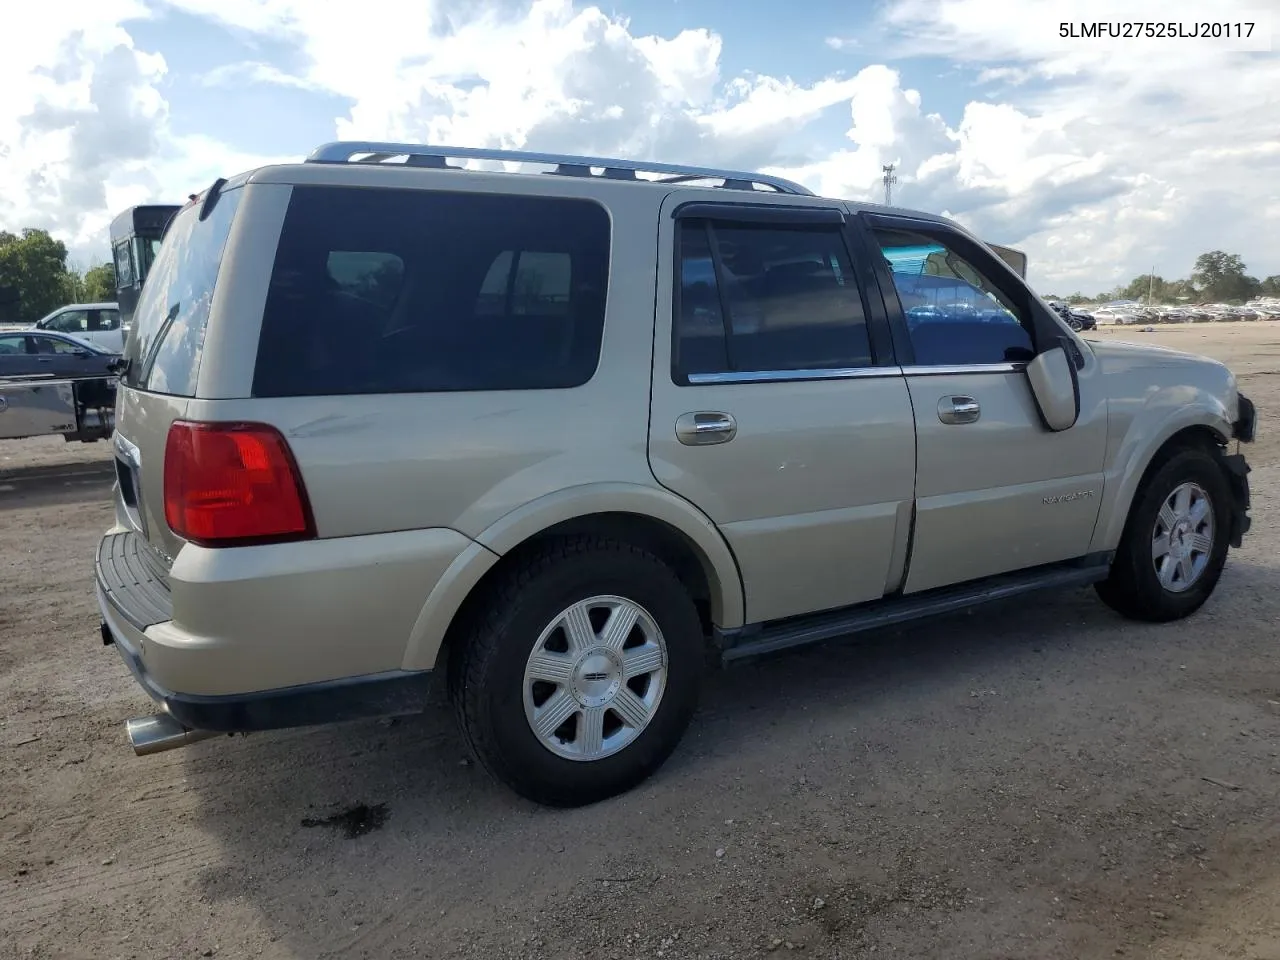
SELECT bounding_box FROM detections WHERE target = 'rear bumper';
[95,526,472,730]
[98,606,434,733]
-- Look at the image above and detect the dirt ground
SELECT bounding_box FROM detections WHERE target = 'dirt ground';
[2,323,1278,960]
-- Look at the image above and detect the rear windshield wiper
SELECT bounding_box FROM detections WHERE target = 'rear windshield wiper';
[136,301,181,386]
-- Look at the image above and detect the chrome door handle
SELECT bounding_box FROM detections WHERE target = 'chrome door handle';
[675,411,737,445]
[938,395,980,425]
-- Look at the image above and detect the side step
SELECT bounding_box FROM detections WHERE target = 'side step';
[719,555,1113,664]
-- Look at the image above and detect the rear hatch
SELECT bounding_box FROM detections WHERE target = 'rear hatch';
[112,184,244,564]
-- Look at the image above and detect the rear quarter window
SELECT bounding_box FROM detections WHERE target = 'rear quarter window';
[251,186,611,397]
[122,187,243,395]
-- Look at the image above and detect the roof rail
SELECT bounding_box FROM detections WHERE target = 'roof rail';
[305,142,815,196]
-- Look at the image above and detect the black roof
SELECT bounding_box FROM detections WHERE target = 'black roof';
[109,204,183,242]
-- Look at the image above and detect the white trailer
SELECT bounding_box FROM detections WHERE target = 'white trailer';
[0,376,116,443]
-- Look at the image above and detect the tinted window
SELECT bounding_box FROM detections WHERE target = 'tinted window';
[874,227,1033,365]
[122,188,243,395]
[674,219,872,380]
[477,250,573,317]
[252,187,610,397]
[326,251,405,312]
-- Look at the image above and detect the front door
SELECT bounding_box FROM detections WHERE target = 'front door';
[648,193,918,625]
[864,215,1109,594]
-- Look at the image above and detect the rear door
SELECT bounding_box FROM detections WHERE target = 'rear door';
[648,193,917,625]
[862,214,1108,594]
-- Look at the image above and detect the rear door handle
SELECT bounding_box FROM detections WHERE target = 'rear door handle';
[938,395,980,425]
[675,411,737,445]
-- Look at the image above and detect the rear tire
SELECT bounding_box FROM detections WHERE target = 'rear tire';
[1095,446,1233,622]
[452,537,704,807]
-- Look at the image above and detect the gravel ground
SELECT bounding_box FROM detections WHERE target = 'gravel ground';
[1,323,1278,960]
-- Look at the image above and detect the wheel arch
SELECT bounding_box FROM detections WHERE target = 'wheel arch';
[1091,412,1232,554]
[400,483,746,673]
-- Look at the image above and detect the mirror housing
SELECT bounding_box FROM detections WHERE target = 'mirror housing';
[1025,338,1080,431]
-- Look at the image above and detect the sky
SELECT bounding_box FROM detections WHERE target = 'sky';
[0,0,1276,294]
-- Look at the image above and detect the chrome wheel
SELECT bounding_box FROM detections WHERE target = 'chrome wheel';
[1151,481,1215,594]
[522,595,668,762]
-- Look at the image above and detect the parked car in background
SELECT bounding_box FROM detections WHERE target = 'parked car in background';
[29,302,124,353]
[0,329,120,380]
[1047,301,1097,331]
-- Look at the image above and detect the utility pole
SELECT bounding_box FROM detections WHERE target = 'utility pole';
[1148,266,1155,306]
[882,164,898,206]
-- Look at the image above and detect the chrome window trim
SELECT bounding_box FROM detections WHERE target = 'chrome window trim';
[900,362,1026,376]
[686,367,896,385]
[683,361,1026,385]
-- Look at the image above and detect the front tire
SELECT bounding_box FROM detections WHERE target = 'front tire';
[452,537,704,807]
[1095,445,1233,622]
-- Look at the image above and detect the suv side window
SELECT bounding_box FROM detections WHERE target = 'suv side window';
[253,187,610,397]
[674,218,873,381]
[872,226,1033,366]
[44,310,89,334]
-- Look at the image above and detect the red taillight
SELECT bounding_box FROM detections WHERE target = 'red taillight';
[163,421,314,546]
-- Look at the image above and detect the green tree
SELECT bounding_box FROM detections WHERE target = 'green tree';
[0,228,72,324]
[82,262,116,302]
[1191,251,1257,303]
[1260,275,1280,296]
[1121,274,1170,303]
[61,267,87,304]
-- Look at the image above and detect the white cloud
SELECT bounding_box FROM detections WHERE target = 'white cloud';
[199,61,323,92]
[1,0,1277,293]
[870,0,1280,290]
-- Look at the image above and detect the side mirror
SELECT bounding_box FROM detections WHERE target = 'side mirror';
[1025,338,1080,431]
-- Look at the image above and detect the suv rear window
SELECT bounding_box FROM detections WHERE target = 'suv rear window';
[122,188,243,395]
[251,186,611,397]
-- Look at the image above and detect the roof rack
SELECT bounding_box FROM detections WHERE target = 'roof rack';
[305,142,815,196]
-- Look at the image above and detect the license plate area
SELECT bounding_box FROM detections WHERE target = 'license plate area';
[113,433,148,539]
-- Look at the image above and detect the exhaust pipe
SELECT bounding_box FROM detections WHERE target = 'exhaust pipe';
[126,712,220,756]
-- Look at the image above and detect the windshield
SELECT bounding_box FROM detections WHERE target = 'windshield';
[121,187,242,395]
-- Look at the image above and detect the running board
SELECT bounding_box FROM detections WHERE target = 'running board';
[719,555,1113,664]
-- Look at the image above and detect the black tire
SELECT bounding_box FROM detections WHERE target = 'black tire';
[1095,445,1233,622]
[451,536,704,807]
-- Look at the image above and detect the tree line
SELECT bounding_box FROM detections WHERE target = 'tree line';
[1045,251,1280,305]
[4,225,1279,326]
[0,228,115,325]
